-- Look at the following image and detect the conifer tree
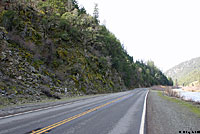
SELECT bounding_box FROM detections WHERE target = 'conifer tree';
[93,3,99,23]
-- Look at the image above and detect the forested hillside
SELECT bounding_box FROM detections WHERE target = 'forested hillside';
[165,57,200,86]
[0,0,172,105]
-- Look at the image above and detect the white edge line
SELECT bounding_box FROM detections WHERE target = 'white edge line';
[139,89,149,134]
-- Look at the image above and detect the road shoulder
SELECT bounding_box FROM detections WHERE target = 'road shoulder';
[0,94,105,118]
[147,90,200,134]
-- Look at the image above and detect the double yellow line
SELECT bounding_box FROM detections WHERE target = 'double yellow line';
[31,96,124,134]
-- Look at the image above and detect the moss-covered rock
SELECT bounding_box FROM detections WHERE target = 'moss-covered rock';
[0,0,171,106]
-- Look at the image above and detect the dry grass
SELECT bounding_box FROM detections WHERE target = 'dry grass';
[157,91,200,117]
[153,86,200,107]
[182,86,200,92]
[151,85,177,91]
[151,85,181,98]
[151,85,167,91]
[164,88,181,98]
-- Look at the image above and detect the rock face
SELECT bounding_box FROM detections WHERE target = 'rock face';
[0,1,171,105]
[0,35,126,105]
[0,8,126,105]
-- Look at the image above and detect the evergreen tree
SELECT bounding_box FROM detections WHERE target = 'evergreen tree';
[93,3,99,23]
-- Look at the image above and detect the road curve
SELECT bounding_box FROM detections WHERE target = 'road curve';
[0,88,148,134]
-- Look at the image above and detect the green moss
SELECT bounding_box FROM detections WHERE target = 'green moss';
[57,79,61,84]
[0,26,8,35]
[44,70,50,76]
[33,60,44,69]
[61,32,69,41]
[0,10,6,22]
[157,91,200,117]
[110,81,114,87]
[0,10,16,25]
[25,52,33,59]
[19,67,25,71]
[25,26,42,44]
[70,75,78,82]
[52,60,60,68]
[0,97,9,107]
[57,47,68,60]
[81,86,86,94]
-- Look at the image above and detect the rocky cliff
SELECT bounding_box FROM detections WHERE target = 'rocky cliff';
[0,0,171,105]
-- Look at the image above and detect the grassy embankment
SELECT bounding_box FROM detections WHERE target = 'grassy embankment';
[156,90,200,117]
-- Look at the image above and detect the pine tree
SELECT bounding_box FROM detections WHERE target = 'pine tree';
[93,3,99,23]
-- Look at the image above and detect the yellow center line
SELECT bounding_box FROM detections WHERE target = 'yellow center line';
[30,96,126,134]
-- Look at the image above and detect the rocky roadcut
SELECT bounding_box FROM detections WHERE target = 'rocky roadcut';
[147,90,200,134]
[0,0,172,106]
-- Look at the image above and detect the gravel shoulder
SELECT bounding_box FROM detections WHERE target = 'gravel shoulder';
[147,90,200,134]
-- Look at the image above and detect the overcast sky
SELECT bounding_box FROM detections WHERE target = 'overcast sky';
[77,0,200,71]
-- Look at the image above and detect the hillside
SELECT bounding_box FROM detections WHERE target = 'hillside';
[165,57,200,86]
[0,0,172,105]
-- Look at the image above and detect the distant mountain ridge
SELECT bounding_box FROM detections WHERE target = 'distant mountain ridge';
[165,57,200,86]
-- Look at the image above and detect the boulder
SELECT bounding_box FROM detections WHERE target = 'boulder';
[30,66,36,73]
[17,76,22,80]
[41,75,52,84]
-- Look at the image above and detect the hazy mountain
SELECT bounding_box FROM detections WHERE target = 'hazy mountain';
[165,57,200,86]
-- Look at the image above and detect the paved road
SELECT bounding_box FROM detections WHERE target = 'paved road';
[0,88,148,134]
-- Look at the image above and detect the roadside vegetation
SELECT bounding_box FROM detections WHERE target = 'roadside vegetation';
[158,91,200,117]
[151,86,200,117]
[0,0,172,105]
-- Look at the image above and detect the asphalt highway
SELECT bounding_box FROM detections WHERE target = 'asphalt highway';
[0,88,149,134]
